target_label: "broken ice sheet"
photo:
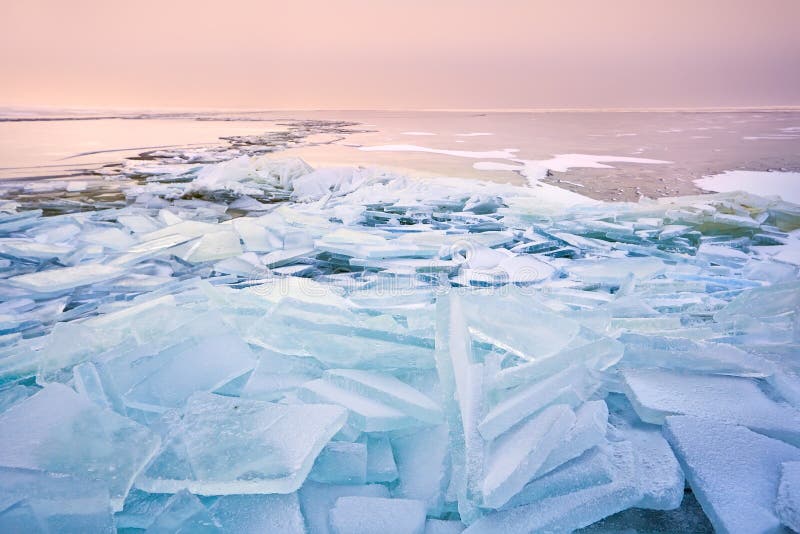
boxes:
[97,312,258,412]
[1,152,800,532]
[7,263,125,296]
[137,393,346,495]
[0,384,160,511]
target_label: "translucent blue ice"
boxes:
[0,155,799,530]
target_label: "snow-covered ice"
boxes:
[695,170,800,204]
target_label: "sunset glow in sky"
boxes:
[2,0,799,110]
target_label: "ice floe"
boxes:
[695,170,800,204]
[0,154,799,532]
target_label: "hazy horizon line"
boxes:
[3,104,800,116]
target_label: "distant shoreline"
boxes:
[3,106,800,123]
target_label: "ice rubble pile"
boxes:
[1,156,800,533]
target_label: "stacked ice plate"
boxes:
[0,156,799,533]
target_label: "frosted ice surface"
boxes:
[137,393,346,494]
[535,400,609,478]
[776,461,800,532]
[329,496,427,534]
[502,446,615,510]
[664,416,800,534]
[465,442,641,533]
[208,493,306,533]
[623,368,800,445]
[617,424,683,510]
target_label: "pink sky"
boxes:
[2,0,799,110]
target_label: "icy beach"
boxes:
[0,147,799,533]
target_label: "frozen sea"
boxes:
[2,108,800,203]
[1,108,800,533]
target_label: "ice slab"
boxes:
[99,314,258,412]
[503,446,615,510]
[478,364,587,441]
[434,291,485,523]
[115,489,172,530]
[664,416,800,534]
[482,403,576,509]
[460,291,581,361]
[617,333,773,377]
[329,496,427,534]
[0,467,114,533]
[568,257,665,286]
[8,264,125,295]
[145,489,221,533]
[0,384,38,414]
[623,368,800,446]
[208,493,306,534]
[391,425,450,514]
[137,393,346,495]
[323,369,443,425]
[620,426,683,510]
[183,229,243,263]
[299,482,390,534]
[536,400,609,478]
[0,384,159,511]
[309,441,368,485]
[241,350,323,402]
[299,378,424,432]
[465,442,641,533]
[365,435,399,483]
